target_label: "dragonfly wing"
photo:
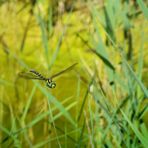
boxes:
[18,72,45,80]
[49,63,78,79]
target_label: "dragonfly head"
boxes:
[46,79,56,88]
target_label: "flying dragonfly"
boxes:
[18,63,78,88]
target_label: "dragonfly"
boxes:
[18,63,77,88]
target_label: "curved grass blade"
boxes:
[90,49,115,71]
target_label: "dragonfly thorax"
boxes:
[46,79,56,88]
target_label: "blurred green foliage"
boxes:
[0,0,148,147]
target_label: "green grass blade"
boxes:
[123,58,148,98]
[121,110,148,148]
[35,13,49,67]
[21,85,37,121]
[36,83,76,126]
[137,0,148,19]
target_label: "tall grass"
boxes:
[0,0,148,147]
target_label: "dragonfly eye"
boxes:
[46,81,56,88]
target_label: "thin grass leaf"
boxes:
[103,1,116,43]
[88,3,116,87]
[121,110,148,148]
[32,83,76,126]
[2,96,76,142]
[141,124,148,140]
[33,128,81,148]
[90,49,115,71]
[20,15,32,52]
[123,58,148,98]
[102,96,129,140]
[52,125,77,144]
[2,102,76,144]
[76,119,86,148]
[9,106,22,147]
[76,32,115,71]
[137,32,145,96]
[49,101,77,123]
[0,117,20,147]
[48,7,74,70]
[36,11,49,67]
[137,0,148,19]
[102,27,148,98]
[21,85,37,121]
[47,5,53,38]
[0,125,13,144]
[77,76,94,122]
[23,102,75,130]
[88,103,96,147]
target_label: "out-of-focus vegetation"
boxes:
[0,0,148,147]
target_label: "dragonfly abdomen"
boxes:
[30,70,47,80]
